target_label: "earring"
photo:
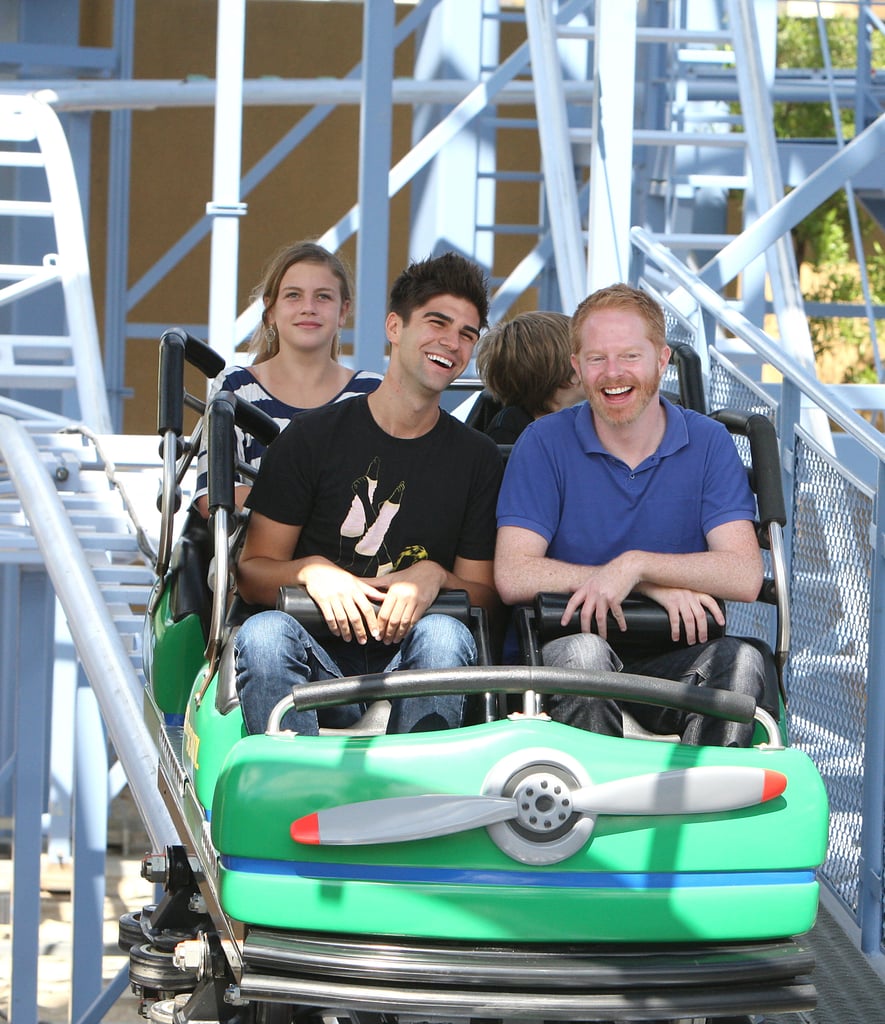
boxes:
[265,323,278,352]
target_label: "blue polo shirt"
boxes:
[496,399,756,562]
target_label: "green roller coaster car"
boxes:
[130,327,830,1024]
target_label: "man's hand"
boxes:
[637,582,726,645]
[301,561,386,644]
[362,561,447,645]
[561,554,638,639]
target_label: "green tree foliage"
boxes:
[775,15,885,379]
[775,15,860,146]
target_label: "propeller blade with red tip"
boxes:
[291,793,517,846]
[569,766,786,816]
[290,766,787,847]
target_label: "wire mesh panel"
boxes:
[661,363,680,398]
[631,230,885,961]
[704,354,779,645]
[788,430,873,916]
[661,307,700,402]
[703,351,876,927]
[709,351,778,420]
[663,310,695,349]
[726,553,776,647]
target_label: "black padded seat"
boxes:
[168,506,215,637]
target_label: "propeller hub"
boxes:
[511,772,575,835]
[483,748,596,865]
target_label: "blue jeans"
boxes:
[234,610,474,735]
[542,633,766,747]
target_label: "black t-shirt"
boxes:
[485,405,532,445]
[247,395,503,579]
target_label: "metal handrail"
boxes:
[0,415,179,850]
[630,225,885,462]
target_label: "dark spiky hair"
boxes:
[388,251,489,330]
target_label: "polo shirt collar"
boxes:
[573,397,690,462]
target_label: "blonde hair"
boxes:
[571,283,666,355]
[247,240,354,364]
[475,311,574,418]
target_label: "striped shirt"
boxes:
[193,364,382,502]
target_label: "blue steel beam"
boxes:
[70,676,110,1022]
[103,0,135,431]
[354,0,395,368]
[319,0,593,292]
[21,69,882,112]
[9,569,54,1024]
[409,0,487,268]
[587,0,637,291]
[698,112,885,293]
[729,0,816,370]
[206,0,247,366]
[0,42,115,76]
[135,2,441,347]
[525,0,586,311]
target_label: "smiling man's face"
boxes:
[386,295,481,395]
[571,308,670,428]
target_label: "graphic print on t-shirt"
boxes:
[339,457,427,575]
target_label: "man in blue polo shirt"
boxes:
[494,283,766,746]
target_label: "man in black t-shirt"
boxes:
[234,252,503,735]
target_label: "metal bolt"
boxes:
[188,893,207,914]
[141,853,167,883]
[224,985,246,1006]
[172,940,202,971]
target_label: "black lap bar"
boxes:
[206,392,237,515]
[532,592,725,650]
[157,330,186,437]
[179,327,226,379]
[277,586,472,638]
[710,409,786,533]
[232,393,280,448]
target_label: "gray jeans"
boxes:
[542,633,766,747]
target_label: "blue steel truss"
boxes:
[2,1,885,1021]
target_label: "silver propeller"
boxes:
[290,765,786,847]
